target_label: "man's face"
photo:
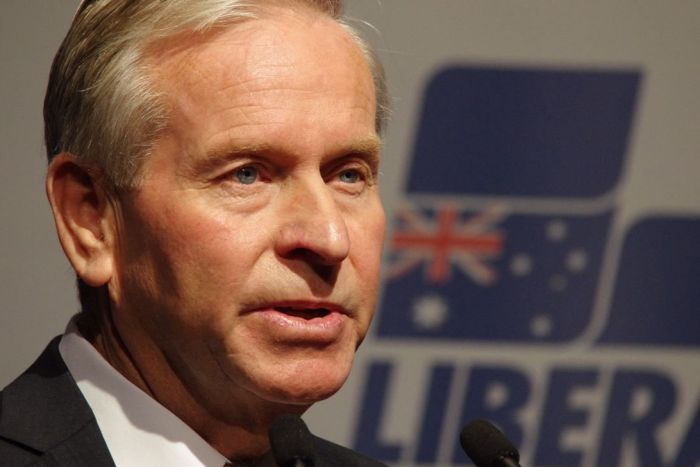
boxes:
[109,7,384,418]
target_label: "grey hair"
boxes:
[44,0,389,190]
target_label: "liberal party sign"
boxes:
[351,67,699,466]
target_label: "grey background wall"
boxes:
[1,1,79,380]
[2,2,699,466]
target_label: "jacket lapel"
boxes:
[0,337,114,466]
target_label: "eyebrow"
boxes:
[194,135,383,175]
[337,136,383,170]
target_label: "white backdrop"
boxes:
[2,2,699,466]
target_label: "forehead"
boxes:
[147,6,373,112]
[142,4,377,165]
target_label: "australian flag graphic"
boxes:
[378,66,700,346]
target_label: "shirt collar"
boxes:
[59,318,231,467]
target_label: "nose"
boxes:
[274,176,350,273]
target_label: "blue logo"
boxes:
[375,65,696,348]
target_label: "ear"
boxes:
[46,153,116,287]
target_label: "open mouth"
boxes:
[273,306,331,320]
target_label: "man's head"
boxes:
[45,0,386,457]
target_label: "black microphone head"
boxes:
[459,419,520,467]
[269,414,317,467]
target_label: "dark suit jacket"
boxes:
[0,338,386,466]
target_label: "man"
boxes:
[0,0,389,465]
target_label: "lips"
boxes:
[247,301,349,342]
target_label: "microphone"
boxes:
[459,419,522,467]
[269,414,317,467]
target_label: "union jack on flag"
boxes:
[385,204,507,285]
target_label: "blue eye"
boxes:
[339,169,360,184]
[235,166,258,184]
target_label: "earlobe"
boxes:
[46,153,115,287]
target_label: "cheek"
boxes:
[152,197,258,266]
[353,202,386,268]
[118,198,263,313]
[349,202,386,319]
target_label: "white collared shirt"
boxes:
[59,321,231,467]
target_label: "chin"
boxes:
[251,354,354,406]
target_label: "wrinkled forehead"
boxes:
[145,6,372,105]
